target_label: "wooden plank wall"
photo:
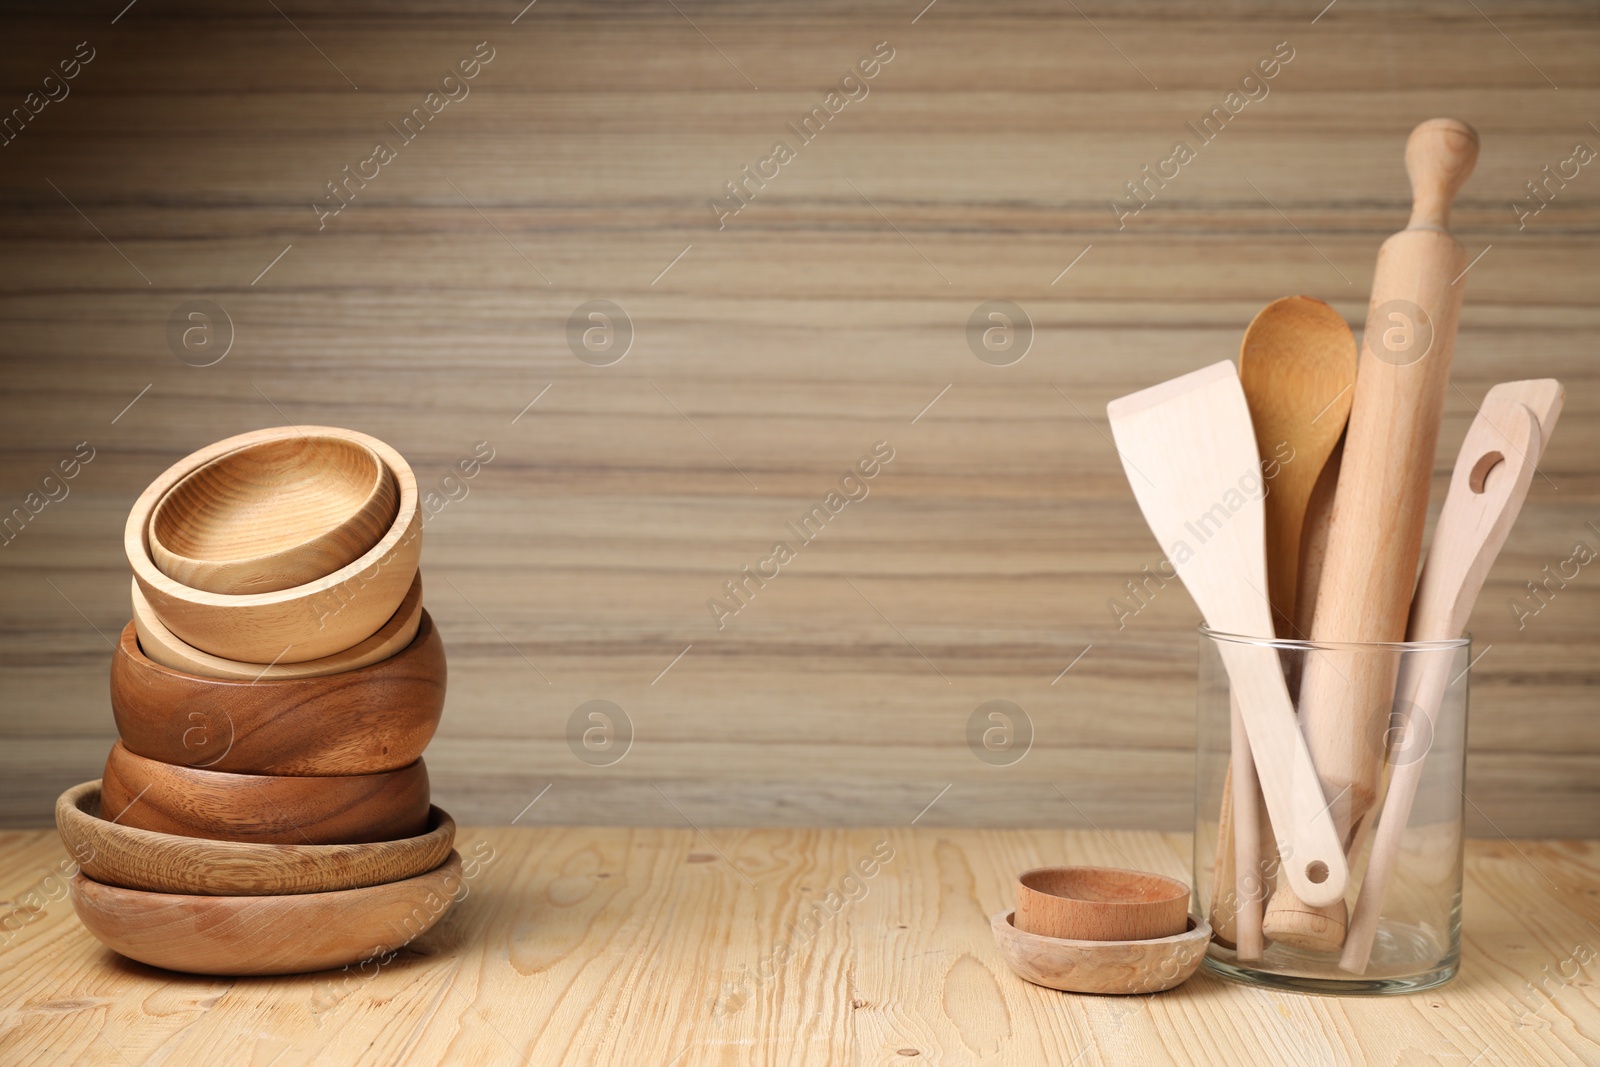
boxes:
[0,1,1594,834]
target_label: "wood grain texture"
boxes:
[128,426,423,663]
[57,782,456,896]
[0,826,1597,1064]
[0,2,1595,833]
[149,434,398,595]
[112,609,445,776]
[100,742,430,845]
[68,850,464,977]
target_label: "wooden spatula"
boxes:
[1108,361,1347,908]
[1340,380,1563,972]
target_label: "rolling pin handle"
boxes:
[1405,119,1480,232]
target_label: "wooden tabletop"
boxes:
[2,827,1596,1065]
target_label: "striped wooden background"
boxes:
[0,0,1594,834]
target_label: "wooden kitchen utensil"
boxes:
[992,911,1211,995]
[130,569,423,681]
[1107,360,1346,907]
[126,426,421,663]
[1341,381,1562,972]
[70,850,463,975]
[112,608,444,776]
[1238,296,1358,635]
[149,433,398,595]
[1213,296,1359,956]
[1294,118,1479,843]
[58,781,456,896]
[100,742,430,845]
[1016,866,1189,942]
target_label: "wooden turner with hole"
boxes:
[1340,380,1562,972]
[1108,361,1347,908]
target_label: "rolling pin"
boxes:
[1262,119,1479,949]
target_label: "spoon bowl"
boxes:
[1238,295,1358,631]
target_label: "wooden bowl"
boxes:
[1016,866,1190,942]
[70,850,464,975]
[991,910,1211,995]
[130,568,423,681]
[100,742,430,845]
[58,781,456,895]
[112,608,444,776]
[149,434,398,595]
[126,426,421,663]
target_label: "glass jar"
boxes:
[1194,626,1470,994]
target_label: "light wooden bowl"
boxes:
[58,781,456,896]
[130,569,423,681]
[126,426,421,663]
[70,850,464,975]
[100,742,430,845]
[1016,866,1190,942]
[112,608,444,776]
[991,911,1211,995]
[149,434,398,595]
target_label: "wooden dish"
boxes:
[70,850,464,975]
[57,781,455,896]
[112,608,444,776]
[1016,866,1190,942]
[130,569,424,681]
[100,742,430,845]
[991,911,1211,995]
[126,426,421,663]
[149,434,398,595]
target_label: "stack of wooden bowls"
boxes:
[56,426,462,976]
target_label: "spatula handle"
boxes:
[1217,640,1347,907]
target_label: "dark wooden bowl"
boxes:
[100,741,430,845]
[58,781,456,895]
[111,609,445,775]
[71,851,464,976]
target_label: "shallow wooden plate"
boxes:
[58,781,455,895]
[70,850,464,975]
[991,910,1210,994]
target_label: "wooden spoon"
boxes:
[1224,297,1358,954]
[1341,380,1562,972]
[1107,361,1347,908]
[1238,296,1358,635]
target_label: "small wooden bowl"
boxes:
[1016,866,1190,942]
[149,434,399,595]
[70,850,464,975]
[991,910,1211,995]
[127,426,421,663]
[101,742,430,845]
[130,569,424,681]
[112,608,444,776]
[58,781,456,895]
